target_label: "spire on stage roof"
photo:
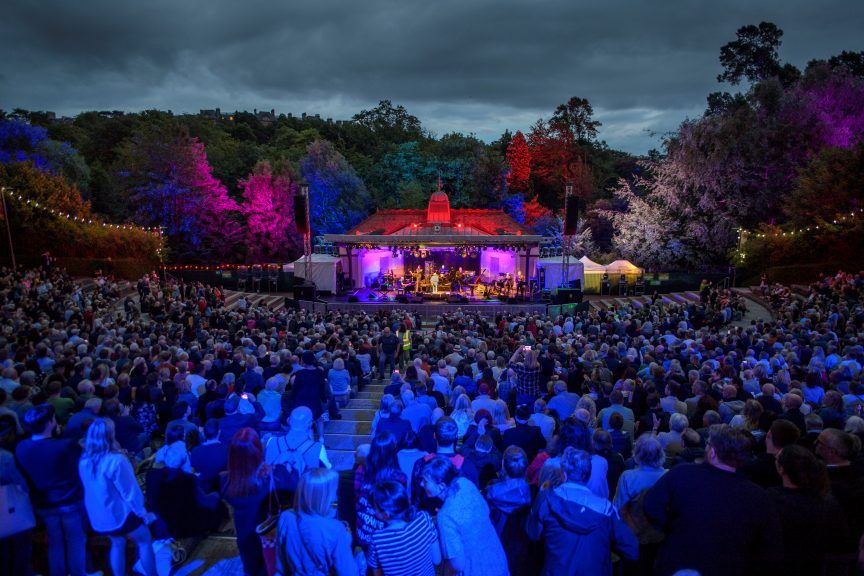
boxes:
[428,178,451,224]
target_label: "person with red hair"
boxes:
[221,428,271,576]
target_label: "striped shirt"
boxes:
[367,511,438,576]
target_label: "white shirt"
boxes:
[79,453,147,532]
[187,374,208,397]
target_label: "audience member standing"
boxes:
[221,428,271,576]
[275,468,355,576]
[527,447,638,576]
[15,405,88,576]
[644,425,781,576]
[78,418,157,576]
[420,456,509,576]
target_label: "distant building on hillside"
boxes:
[200,108,223,121]
[254,109,276,125]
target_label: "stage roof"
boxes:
[322,233,543,246]
[330,189,535,242]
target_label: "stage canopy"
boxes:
[292,254,341,293]
[605,259,643,275]
[536,258,584,290]
[579,256,606,272]
[578,256,606,293]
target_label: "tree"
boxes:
[550,216,597,258]
[505,131,531,195]
[300,140,370,235]
[827,51,864,78]
[239,161,301,262]
[786,143,864,228]
[717,22,785,85]
[0,119,90,190]
[527,97,598,210]
[119,124,241,261]
[550,97,601,144]
[0,162,159,263]
[603,176,695,269]
[352,100,423,144]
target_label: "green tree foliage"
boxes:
[718,22,786,85]
[0,162,159,263]
[787,143,864,228]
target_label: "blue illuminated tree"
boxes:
[299,140,370,235]
[0,119,90,189]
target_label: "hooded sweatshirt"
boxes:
[527,483,638,576]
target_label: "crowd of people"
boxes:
[0,264,862,576]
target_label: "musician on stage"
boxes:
[413,266,423,294]
[430,271,440,294]
[517,271,527,298]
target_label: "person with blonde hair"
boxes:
[450,393,474,439]
[275,468,355,575]
[79,417,157,576]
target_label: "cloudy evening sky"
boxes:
[1,0,862,154]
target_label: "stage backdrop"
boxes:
[403,248,480,278]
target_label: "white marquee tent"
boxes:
[536,258,584,289]
[291,254,342,293]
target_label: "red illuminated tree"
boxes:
[505,131,531,194]
[522,194,553,230]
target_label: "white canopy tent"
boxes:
[536,258,584,289]
[291,254,341,293]
[578,256,606,272]
[579,256,607,293]
[605,259,642,275]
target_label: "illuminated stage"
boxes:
[319,185,546,300]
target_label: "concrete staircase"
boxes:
[223,290,288,312]
[588,291,702,311]
[324,382,386,471]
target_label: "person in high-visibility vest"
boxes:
[398,323,412,370]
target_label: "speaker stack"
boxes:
[554,288,583,304]
[294,194,309,234]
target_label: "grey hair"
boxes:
[633,434,665,468]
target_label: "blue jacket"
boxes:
[527,483,638,576]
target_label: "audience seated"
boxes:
[1,265,862,575]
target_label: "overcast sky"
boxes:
[1,0,861,154]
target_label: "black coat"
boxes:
[502,423,547,461]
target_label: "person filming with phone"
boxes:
[509,345,543,409]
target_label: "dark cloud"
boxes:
[1,0,861,153]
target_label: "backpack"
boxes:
[267,436,317,493]
[619,488,665,546]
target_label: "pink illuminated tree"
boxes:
[239,161,301,262]
[120,125,241,261]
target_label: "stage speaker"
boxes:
[284,297,300,310]
[348,296,359,303]
[537,267,546,288]
[396,294,409,304]
[447,294,468,304]
[555,288,583,304]
[293,282,317,301]
[564,197,579,235]
[568,279,582,290]
[294,194,309,234]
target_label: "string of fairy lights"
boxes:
[736,206,864,262]
[1,186,163,236]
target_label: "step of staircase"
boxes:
[325,420,373,435]
[324,433,371,451]
[343,399,381,410]
[334,408,377,421]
